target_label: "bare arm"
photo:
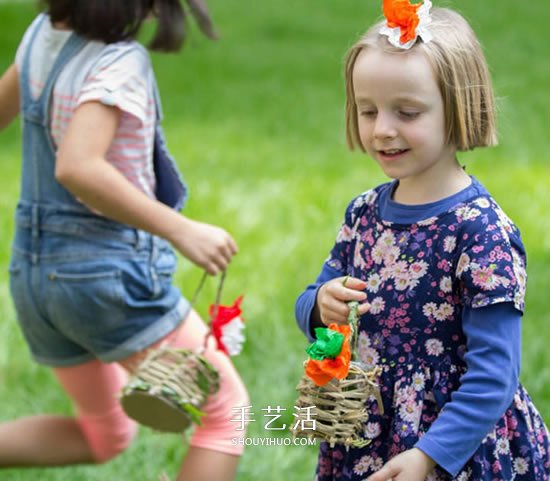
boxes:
[56,101,237,274]
[0,64,20,131]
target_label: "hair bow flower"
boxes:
[380,0,432,49]
[209,296,245,356]
[305,323,352,386]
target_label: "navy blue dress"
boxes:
[296,179,549,480]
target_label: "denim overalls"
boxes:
[10,17,189,367]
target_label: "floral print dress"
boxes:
[314,182,549,481]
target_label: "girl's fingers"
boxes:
[227,236,238,255]
[367,463,399,481]
[322,309,348,325]
[321,312,348,326]
[322,296,351,317]
[219,234,237,265]
[319,297,350,323]
[323,301,370,324]
[333,283,367,302]
[358,302,371,315]
[214,259,227,274]
[342,276,367,290]
[318,276,369,325]
[220,244,234,265]
[329,276,367,301]
[206,261,221,276]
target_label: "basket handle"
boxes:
[347,300,360,362]
[341,275,362,361]
[188,270,227,353]
[189,270,226,313]
[123,271,227,373]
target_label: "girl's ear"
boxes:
[184,0,219,40]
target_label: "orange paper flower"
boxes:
[383,0,421,44]
[305,323,352,386]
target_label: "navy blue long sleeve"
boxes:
[295,263,342,342]
[415,302,521,476]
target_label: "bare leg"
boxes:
[176,446,239,481]
[0,416,94,466]
[0,360,133,467]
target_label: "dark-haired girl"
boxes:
[0,2,248,479]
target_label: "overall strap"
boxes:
[19,14,47,109]
[18,16,88,209]
[150,70,188,210]
[20,14,88,118]
[151,73,163,122]
[38,33,87,123]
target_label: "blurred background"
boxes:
[0,0,548,479]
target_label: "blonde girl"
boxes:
[296,2,550,480]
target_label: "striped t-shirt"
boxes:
[16,14,157,197]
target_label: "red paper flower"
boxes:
[209,295,245,356]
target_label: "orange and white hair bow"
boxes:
[379,0,432,49]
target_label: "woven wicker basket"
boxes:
[290,301,382,448]
[120,346,220,433]
[291,361,380,448]
[120,272,233,433]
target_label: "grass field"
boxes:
[0,0,548,479]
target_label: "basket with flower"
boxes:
[120,271,245,433]
[290,300,382,448]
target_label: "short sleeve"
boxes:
[78,44,152,124]
[455,200,527,312]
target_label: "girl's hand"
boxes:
[171,218,238,275]
[367,448,436,481]
[316,276,369,326]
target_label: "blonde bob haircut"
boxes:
[345,8,497,152]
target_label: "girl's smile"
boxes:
[376,147,411,163]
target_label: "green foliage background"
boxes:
[0,0,548,479]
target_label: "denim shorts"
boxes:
[9,208,189,367]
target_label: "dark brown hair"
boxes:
[40,0,186,52]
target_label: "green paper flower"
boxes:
[306,327,345,360]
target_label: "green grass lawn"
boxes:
[0,0,549,479]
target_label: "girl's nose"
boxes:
[373,112,397,140]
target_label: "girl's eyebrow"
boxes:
[392,95,428,104]
[355,97,374,104]
[355,95,429,107]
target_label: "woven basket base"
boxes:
[290,363,381,448]
[120,391,192,433]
